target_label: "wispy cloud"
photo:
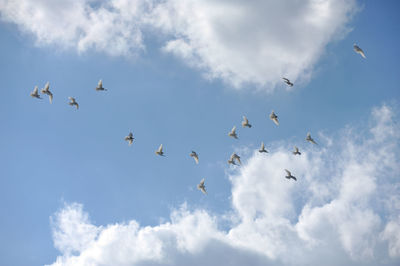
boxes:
[48,104,400,266]
[0,0,357,90]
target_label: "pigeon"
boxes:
[68,97,79,109]
[231,153,242,165]
[124,132,134,145]
[41,82,53,103]
[353,44,366,59]
[228,126,238,139]
[282,77,293,87]
[259,142,268,153]
[95,79,107,91]
[227,156,237,165]
[190,151,199,164]
[197,178,207,195]
[306,133,317,145]
[242,116,252,128]
[30,86,41,99]
[155,144,164,156]
[292,146,301,155]
[270,111,279,126]
[285,169,297,181]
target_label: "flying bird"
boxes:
[41,82,53,103]
[270,111,279,126]
[95,79,107,91]
[292,146,301,155]
[190,151,199,164]
[285,169,297,181]
[197,178,207,195]
[242,116,252,128]
[282,77,293,87]
[306,133,317,145]
[155,144,164,156]
[68,97,79,109]
[30,86,41,99]
[259,142,268,153]
[124,132,134,145]
[231,153,242,165]
[227,156,237,165]
[228,126,238,139]
[353,43,366,59]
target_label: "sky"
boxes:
[0,0,399,265]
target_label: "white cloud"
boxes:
[47,104,400,266]
[0,0,357,90]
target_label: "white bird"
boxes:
[306,133,317,145]
[259,142,268,153]
[197,178,207,195]
[270,111,279,125]
[242,116,252,128]
[353,43,366,58]
[282,77,294,87]
[30,86,41,99]
[190,151,199,164]
[231,153,242,165]
[228,126,238,139]
[95,79,107,91]
[68,97,79,109]
[41,82,53,103]
[285,169,297,181]
[292,146,301,155]
[124,132,134,145]
[155,144,164,156]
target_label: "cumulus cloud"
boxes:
[48,104,400,266]
[0,0,357,90]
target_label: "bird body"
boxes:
[125,132,134,145]
[285,169,297,181]
[155,144,164,156]
[41,82,53,103]
[228,126,238,139]
[306,133,317,145]
[190,151,199,164]
[270,111,279,125]
[353,44,366,58]
[68,97,79,109]
[197,178,207,195]
[282,77,293,87]
[242,116,252,128]
[259,142,268,153]
[95,79,107,91]
[30,86,41,99]
[292,146,301,155]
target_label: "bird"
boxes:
[30,86,41,99]
[190,151,199,164]
[41,82,53,103]
[285,169,297,181]
[242,116,252,128]
[353,43,366,59]
[155,144,164,156]
[231,153,242,165]
[228,126,238,139]
[282,77,293,87]
[292,146,301,155]
[124,132,134,145]
[95,79,107,91]
[259,142,268,153]
[227,155,237,165]
[270,111,279,125]
[68,97,79,109]
[197,178,207,195]
[306,133,317,145]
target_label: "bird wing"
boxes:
[282,78,289,82]
[76,103,79,109]
[68,97,74,101]
[158,144,163,153]
[359,50,366,58]
[231,126,236,133]
[272,118,279,125]
[285,169,291,176]
[261,142,265,150]
[98,79,102,87]
[49,94,53,104]
[193,155,199,164]
[44,82,49,91]
[33,86,38,94]
[294,146,299,152]
[199,178,205,186]
[243,116,248,123]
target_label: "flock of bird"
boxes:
[29,44,367,195]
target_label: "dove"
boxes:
[270,111,279,126]
[30,86,41,99]
[282,77,293,87]
[292,146,301,155]
[197,178,207,195]
[285,169,297,181]
[155,144,164,156]
[227,156,237,165]
[228,126,238,139]
[306,133,317,145]
[95,79,107,91]
[68,97,79,109]
[231,153,242,165]
[242,116,252,128]
[190,151,199,164]
[124,132,134,145]
[259,142,268,153]
[41,82,53,103]
[353,43,366,59]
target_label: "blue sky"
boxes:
[0,1,399,265]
